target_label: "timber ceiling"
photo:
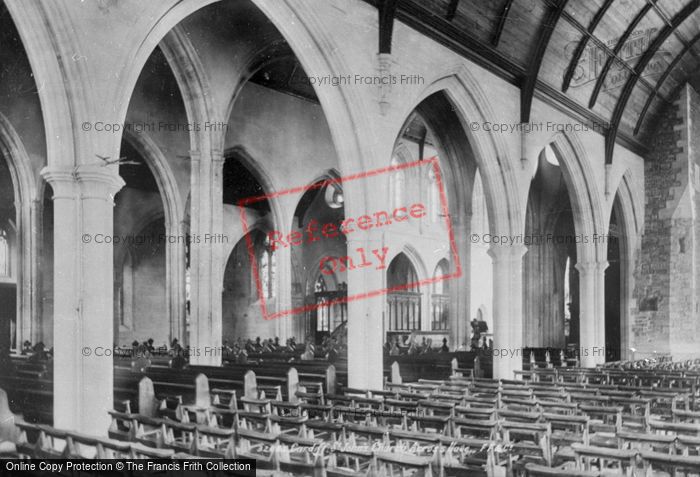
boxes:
[366,0,700,163]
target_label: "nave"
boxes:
[1,0,700,475]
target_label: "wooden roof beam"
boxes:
[589,3,653,108]
[606,0,700,164]
[445,0,460,22]
[557,5,668,103]
[379,0,400,54]
[561,0,615,92]
[646,0,700,61]
[634,31,700,135]
[521,0,569,123]
[492,0,515,46]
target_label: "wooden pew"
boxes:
[188,364,295,399]
[385,352,482,384]
[0,374,53,424]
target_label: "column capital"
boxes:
[211,149,225,162]
[41,165,124,202]
[188,150,201,163]
[487,243,527,263]
[575,260,609,274]
[187,149,225,163]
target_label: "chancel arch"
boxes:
[389,90,501,366]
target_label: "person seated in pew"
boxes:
[389,338,400,356]
[407,336,419,356]
[470,318,481,350]
[236,347,248,364]
[170,354,187,370]
[28,342,49,362]
[136,342,151,358]
[383,337,393,354]
[245,339,256,354]
[440,338,449,353]
[326,339,339,362]
[21,340,32,355]
[170,338,183,355]
[301,345,314,361]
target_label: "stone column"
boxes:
[450,219,470,349]
[596,260,609,361]
[576,260,607,367]
[274,241,293,341]
[42,166,124,434]
[166,217,187,345]
[188,150,225,365]
[489,243,526,380]
[421,288,431,332]
[346,235,384,390]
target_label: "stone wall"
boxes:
[634,84,699,359]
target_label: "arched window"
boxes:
[260,235,277,299]
[0,229,8,277]
[390,156,405,210]
[431,260,449,330]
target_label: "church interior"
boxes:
[1,0,700,475]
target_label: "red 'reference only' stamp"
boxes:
[238,157,461,320]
